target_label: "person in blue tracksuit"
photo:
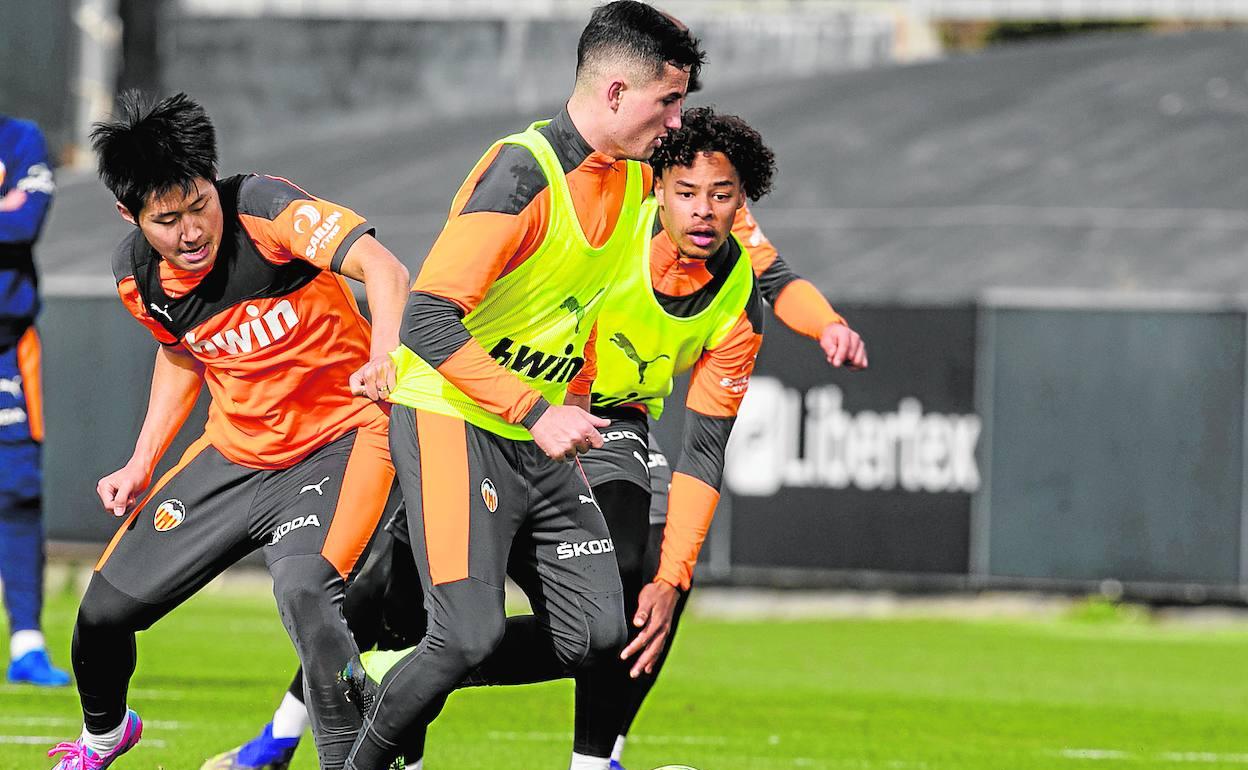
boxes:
[0,114,68,686]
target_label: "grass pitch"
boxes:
[4,583,1248,769]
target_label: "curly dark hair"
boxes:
[91,91,218,216]
[650,106,775,201]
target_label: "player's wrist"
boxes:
[520,396,552,430]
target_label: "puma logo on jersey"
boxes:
[609,332,669,384]
[184,299,300,358]
[300,476,330,496]
[556,538,614,560]
[269,514,322,545]
[150,302,173,322]
[560,288,604,334]
[488,337,585,384]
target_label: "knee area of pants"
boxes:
[439,618,505,670]
[76,580,150,632]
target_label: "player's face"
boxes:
[121,178,223,272]
[655,151,744,260]
[611,63,689,160]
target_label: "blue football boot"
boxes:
[7,649,70,687]
[200,722,299,770]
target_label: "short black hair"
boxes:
[91,91,218,217]
[576,1,705,86]
[651,106,776,201]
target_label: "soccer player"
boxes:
[0,114,69,687]
[340,4,703,768]
[46,92,409,770]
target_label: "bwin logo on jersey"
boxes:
[269,514,321,546]
[184,300,300,357]
[487,337,584,384]
[556,538,614,560]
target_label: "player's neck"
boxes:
[565,96,621,162]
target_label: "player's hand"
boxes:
[820,322,868,369]
[349,353,397,401]
[529,405,608,462]
[96,464,150,518]
[621,580,679,678]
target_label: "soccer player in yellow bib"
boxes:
[339,4,704,769]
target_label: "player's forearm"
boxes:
[772,278,845,340]
[361,259,409,360]
[0,190,50,242]
[128,346,202,476]
[402,291,547,425]
[337,235,410,358]
[653,410,736,589]
[654,472,721,590]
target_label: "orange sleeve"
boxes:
[412,144,550,313]
[239,195,370,272]
[566,322,597,397]
[734,203,779,277]
[117,276,179,345]
[685,312,763,418]
[408,146,554,418]
[773,279,845,340]
[433,343,544,425]
[655,472,720,589]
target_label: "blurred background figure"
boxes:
[0,113,67,687]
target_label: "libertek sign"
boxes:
[723,305,980,575]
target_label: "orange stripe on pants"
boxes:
[416,411,470,585]
[322,414,395,578]
[16,327,43,443]
[95,436,212,571]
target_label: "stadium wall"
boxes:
[154,7,898,149]
[37,290,1248,603]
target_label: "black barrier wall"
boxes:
[40,294,208,543]
[724,305,979,576]
[975,297,1246,588]
[34,290,1248,599]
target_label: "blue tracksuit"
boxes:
[0,116,54,634]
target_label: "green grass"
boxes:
[5,586,1248,769]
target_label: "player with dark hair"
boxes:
[594,106,867,770]
[335,2,701,768]
[46,91,409,770]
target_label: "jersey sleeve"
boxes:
[733,204,845,339]
[0,121,54,243]
[401,143,555,425]
[654,306,764,590]
[236,175,372,273]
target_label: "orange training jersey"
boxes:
[112,174,385,469]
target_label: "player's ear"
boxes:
[116,201,138,227]
[607,80,625,112]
